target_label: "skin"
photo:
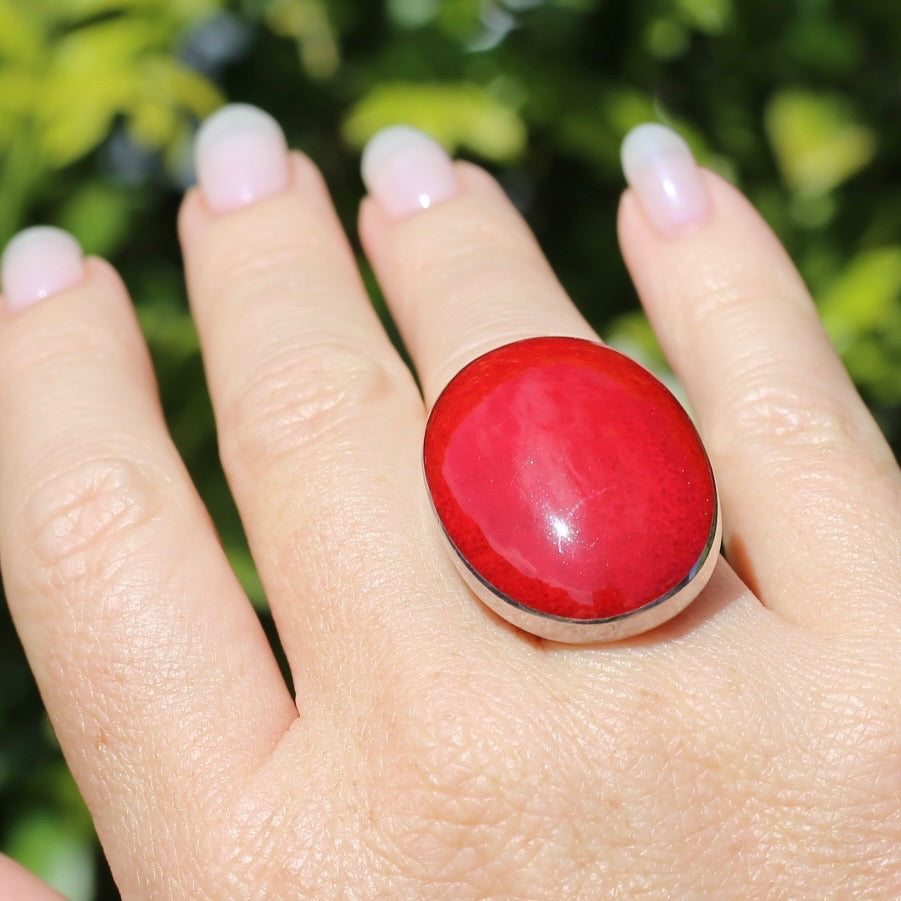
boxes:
[0,152,899,899]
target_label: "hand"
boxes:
[1,108,898,899]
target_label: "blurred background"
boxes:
[0,0,899,896]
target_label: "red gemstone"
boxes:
[423,337,717,623]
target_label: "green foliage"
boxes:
[4,760,96,901]
[820,247,901,407]
[263,0,340,79]
[766,89,875,196]
[0,0,223,239]
[343,82,527,160]
[1,0,899,896]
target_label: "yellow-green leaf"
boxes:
[264,0,340,80]
[127,58,222,147]
[138,304,200,359]
[0,0,43,61]
[58,181,134,257]
[819,246,901,404]
[37,67,135,166]
[820,246,901,347]
[0,70,39,124]
[51,16,163,69]
[343,82,526,162]
[675,0,732,35]
[765,89,875,195]
[53,0,222,28]
[4,804,94,901]
[140,56,224,117]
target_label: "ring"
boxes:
[423,337,721,643]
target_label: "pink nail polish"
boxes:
[194,104,290,214]
[621,124,710,236]
[1,227,85,312]
[361,126,460,220]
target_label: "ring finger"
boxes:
[359,127,596,404]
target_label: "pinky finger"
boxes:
[617,124,901,636]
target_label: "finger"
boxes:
[0,229,295,888]
[179,106,478,689]
[0,855,65,901]
[617,124,901,634]
[359,126,597,406]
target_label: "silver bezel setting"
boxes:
[429,487,722,644]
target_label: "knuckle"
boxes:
[679,268,750,334]
[220,341,400,477]
[709,374,863,458]
[22,456,163,595]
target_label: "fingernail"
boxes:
[194,104,290,214]
[361,126,459,220]
[1,227,85,312]
[621,123,710,236]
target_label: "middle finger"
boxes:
[178,107,475,689]
[359,127,750,644]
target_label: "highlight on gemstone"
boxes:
[423,337,718,635]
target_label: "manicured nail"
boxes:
[194,104,290,214]
[621,124,710,236]
[1,227,85,312]
[361,126,459,220]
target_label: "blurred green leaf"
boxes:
[600,88,660,137]
[387,0,439,29]
[138,305,201,361]
[644,17,690,60]
[58,182,135,258]
[227,546,268,611]
[52,0,223,27]
[39,85,126,167]
[765,89,876,196]
[264,0,340,79]
[675,0,732,35]
[435,0,481,39]
[820,247,901,342]
[0,3,223,173]
[0,71,39,134]
[3,757,95,901]
[785,13,861,75]
[6,814,94,901]
[820,247,901,404]
[605,310,667,371]
[343,82,527,161]
[0,1,43,62]
[605,311,688,407]
[129,58,223,147]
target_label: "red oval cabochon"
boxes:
[424,338,717,621]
